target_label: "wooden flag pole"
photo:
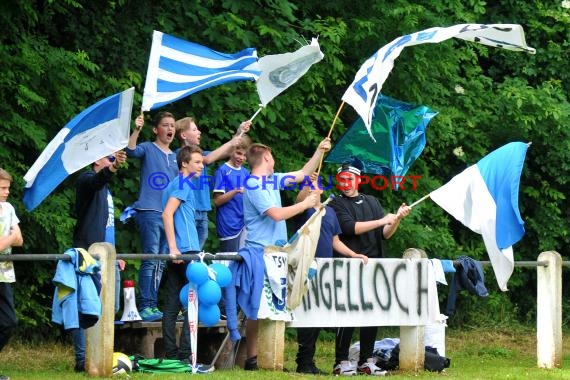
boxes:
[248,105,264,122]
[317,101,345,176]
[327,101,345,139]
[238,105,264,138]
[409,193,431,208]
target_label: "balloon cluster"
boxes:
[179,262,232,327]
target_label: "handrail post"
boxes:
[257,319,285,370]
[86,243,116,376]
[399,248,426,371]
[537,251,562,369]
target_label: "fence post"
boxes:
[537,250,562,369]
[86,242,116,376]
[257,319,285,370]
[399,248,426,371]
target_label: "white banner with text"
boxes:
[288,258,440,327]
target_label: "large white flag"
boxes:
[430,142,528,291]
[285,205,325,310]
[256,38,324,106]
[142,31,261,111]
[23,88,134,211]
[342,24,536,140]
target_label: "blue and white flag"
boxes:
[23,88,134,211]
[142,30,261,111]
[430,142,528,291]
[342,24,536,140]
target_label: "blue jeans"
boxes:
[135,210,167,310]
[194,210,209,250]
[0,283,17,352]
[71,328,85,365]
[73,262,121,367]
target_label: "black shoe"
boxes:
[74,362,85,372]
[296,363,326,374]
[244,356,258,371]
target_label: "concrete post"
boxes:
[537,251,562,369]
[399,248,426,371]
[257,319,285,370]
[86,242,116,376]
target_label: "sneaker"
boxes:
[194,363,215,373]
[139,307,162,321]
[244,356,258,371]
[357,359,387,376]
[333,360,356,376]
[152,307,164,317]
[0,375,10,380]
[297,363,327,374]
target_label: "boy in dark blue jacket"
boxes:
[72,151,126,372]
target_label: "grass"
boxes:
[1,326,570,379]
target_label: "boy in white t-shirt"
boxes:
[0,168,24,380]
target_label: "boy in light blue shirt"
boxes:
[236,138,331,370]
[127,112,178,321]
[161,145,203,361]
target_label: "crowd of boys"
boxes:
[0,110,411,378]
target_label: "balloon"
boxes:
[198,303,220,327]
[198,279,222,305]
[186,262,209,285]
[179,283,189,308]
[209,263,232,287]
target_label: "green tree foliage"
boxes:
[1,0,568,337]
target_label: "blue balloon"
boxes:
[199,303,220,327]
[186,262,209,285]
[209,263,232,287]
[198,279,222,305]
[179,283,189,308]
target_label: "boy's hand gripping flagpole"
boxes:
[286,195,334,247]
[238,105,264,138]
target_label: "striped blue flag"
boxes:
[23,88,134,211]
[142,31,261,111]
[430,142,528,291]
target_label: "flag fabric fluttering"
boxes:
[342,24,536,140]
[142,30,261,111]
[325,94,437,180]
[429,142,529,291]
[284,197,331,310]
[256,38,324,107]
[23,87,135,211]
